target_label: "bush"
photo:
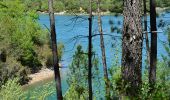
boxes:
[0,0,51,74]
[26,82,56,100]
[0,57,30,86]
[0,49,6,62]
[46,43,64,68]
[19,49,42,73]
[0,78,26,100]
[46,54,53,68]
[64,78,88,100]
[109,62,170,99]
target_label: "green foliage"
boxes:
[0,78,56,100]
[67,45,88,86]
[141,62,170,99]
[0,0,61,86]
[64,0,80,13]
[67,45,99,86]
[0,57,30,86]
[0,50,6,62]
[11,0,170,14]
[0,0,44,72]
[109,48,122,99]
[46,42,65,68]
[110,45,170,99]
[109,66,121,98]
[53,1,65,12]
[0,78,26,100]
[19,50,42,73]
[156,0,170,8]
[58,43,65,62]
[109,62,170,99]
[64,78,88,100]
[66,45,99,99]
[109,0,123,13]
[162,27,170,67]
[26,82,56,100]
[46,54,53,68]
[20,0,124,13]
[137,26,170,99]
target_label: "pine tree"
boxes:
[97,0,110,99]
[149,0,157,90]
[121,0,143,97]
[48,0,63,99]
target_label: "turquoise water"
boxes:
[27,12,170,99]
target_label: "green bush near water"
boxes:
[0,0,64,86]
[0,78,56,100]
[0,78,25,100]
[0,0,44,85]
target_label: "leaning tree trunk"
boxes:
[143,0,150,67]
[88,0,93,99]
[149,0,157,90]
[48,0,63,100]
[121,0,143,97]
[97,0,110,99]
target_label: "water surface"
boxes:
[26,12,170,99]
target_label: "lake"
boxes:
[26,12,170,99]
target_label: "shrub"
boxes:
[19,49,42,73]
[0,78,26,100]
[0,57,30,86]
[46,43,64,68]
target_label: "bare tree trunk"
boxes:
[143,0,150,67]
[121,0,143,97]
[97,0,110,99]
[88,0,93,99]
[149,0,157,90]
[48,0,63,100]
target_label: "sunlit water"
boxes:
[26,12,170,99]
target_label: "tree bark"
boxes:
[88,0,93,99]
[143,0,150,67]
[48,0,63,100]
[97,0,110,99]
[149,0,157,89]
[121,0,143,97]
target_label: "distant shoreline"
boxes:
[37,11,121,16]
[37,7,170,16]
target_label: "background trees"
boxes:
[20,0,170,14]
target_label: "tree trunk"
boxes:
[121,0,143,97]
[88,0,93,99]
[143,0,150,67]
[149,0,157,90]
[97,0,110,99]
[48,0,63,100]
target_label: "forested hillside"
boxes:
[0,0,64,86]
[21,0,170,13]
